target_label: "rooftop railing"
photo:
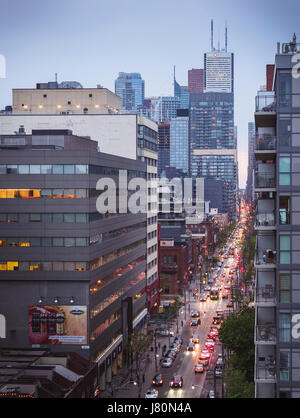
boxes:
[282,42,300,54]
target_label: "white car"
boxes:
[145,389,158,398]
[161,358,173,368]
[209,390,215,398]
[160,329,174,337]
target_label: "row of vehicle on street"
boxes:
[145,219,248,398]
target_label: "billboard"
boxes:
[29,305,87,345]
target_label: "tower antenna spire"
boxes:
[211,19,214,52]
[225,20,228,52]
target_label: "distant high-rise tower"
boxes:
[189,20,237,220]
[174,66,189,109]
[188,69,204,93]
[115,72,145,112]
[204,20,234,93]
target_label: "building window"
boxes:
[280,235,291,264]
[279,157,291,186]
[279,274,291,303]
[279,196,290,224]
[280,351,290,382]
[278,117,291,147]
[279,313,291,343]
[278,73,291,108]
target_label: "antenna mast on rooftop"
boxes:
[225,21,228,52]
[211,19,214,52]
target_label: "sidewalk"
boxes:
[101,280,197,398]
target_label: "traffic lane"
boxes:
[157,272,231,399]
[177,299,223,398]
[158,299,216,398]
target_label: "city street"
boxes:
[112,221,245,399]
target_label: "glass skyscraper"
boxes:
[174,74,189,109]
[115,72,145,112]
[189,92,237,220]
[170,112,189,174]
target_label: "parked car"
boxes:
[173,336,183,345]
[215,367,222,377]
[145,388,158,398]
[170,343,180,353]
[208,390,215,398]
[160,329,174,337]
[161,358,173,368]
[165,350,176,359]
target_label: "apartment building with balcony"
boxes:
[254,36,300,398]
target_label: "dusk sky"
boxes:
[0,0,299,187]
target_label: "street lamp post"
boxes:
[191,383,212,398]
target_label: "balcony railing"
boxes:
[255,96,276,112]
[256,286,276,304]
[256,324,276,343]
[256,250,276,265]
[256,365,276,381]
[255,135,276,151]
[279,210,290,225]
[255,172,276,189]
[255,212,275,227]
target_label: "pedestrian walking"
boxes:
[142,374,145,384]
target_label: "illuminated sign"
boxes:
[29,305,87,345]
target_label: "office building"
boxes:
[115,72,145,112]
[170,109,189,174]
[174,70,189,109]
[254,35,300,398]
[204,178,227,214]
[143,96,181,123]
[0,129,148,392]
[189,92,237,220]
[188,69,204,94]
[0,104,159,386]
[157,122,171,177]
[204,20,233,93]
[204,51,234,93]
[13,82,121,115]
